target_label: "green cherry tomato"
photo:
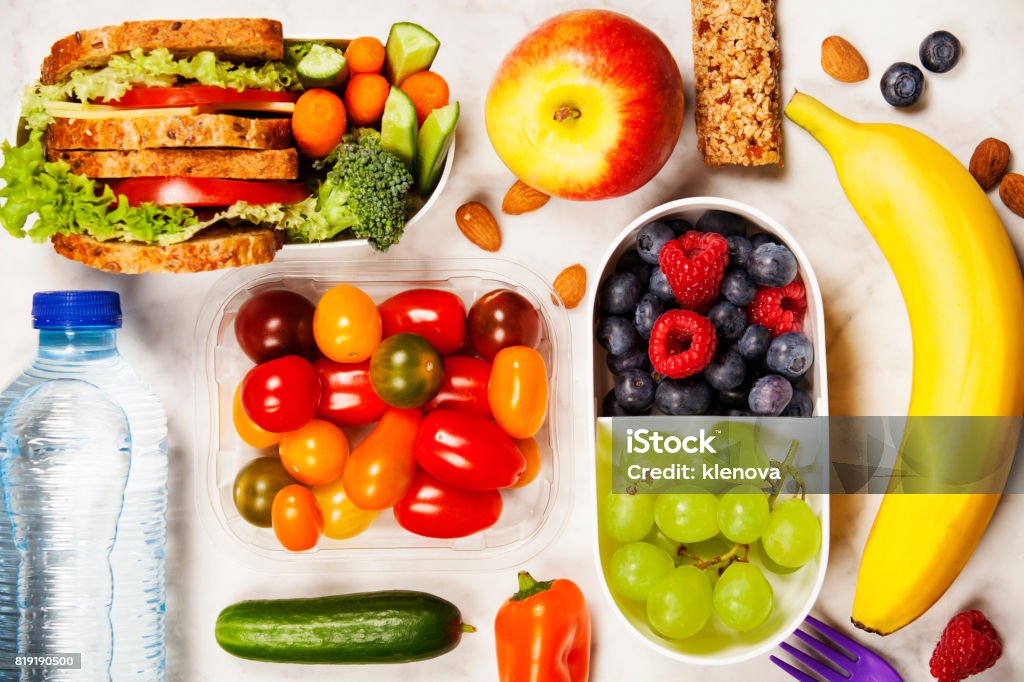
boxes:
[233,456,298,528]
[369,333,444,408]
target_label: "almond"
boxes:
[502,180,550,215]
[455,201,501,251]
[552,264,587,309]
[998,173,1024,218]
[969,138,1011,190]
[821,36,869,83]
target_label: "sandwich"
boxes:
[0,18,459,274]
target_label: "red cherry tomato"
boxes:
[240,356,321,433]
[423,356,492,416]
[313,358,388,427]
[467,289,542,361]
[488,346,549,439]
[343,408,422,511]
[393,470,503,538]
[414,410,525,490]
[234,290,316,364]
[271,484,323,552]
[378,289,467,356]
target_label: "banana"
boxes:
[785,92,1024,635]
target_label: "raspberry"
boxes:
[748,281,807,336]
[658,231,729,312]
[647,309,717,379]
[930,610,1002,682]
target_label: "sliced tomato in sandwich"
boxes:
[102,86,299,109]
[107,177,309,207]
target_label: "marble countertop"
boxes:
[1,0,1022,680]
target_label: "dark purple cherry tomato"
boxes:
[467,289,542,362]
[234,290,316,363]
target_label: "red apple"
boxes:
[485,9,684,201]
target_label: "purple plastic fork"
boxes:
[770,615,903,681]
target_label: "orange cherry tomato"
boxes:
[343,407,422,510]
[509,437,542,489]
[232,385,281,449]
[312,476,378,539]
[487,346,549,439]
[279,418,349,486]
[271,484,323,552]
[313,284,382,363]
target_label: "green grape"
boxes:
[752,540,799,575]
[599,492,655,543]
[654,486,719,543]
[646,565,713,640]
[717,484,771,544]
[761,498,821,568]
[644,528,683,563]
[608,542,675,601]
[713,562,773,632]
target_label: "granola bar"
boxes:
[691,0,782,166]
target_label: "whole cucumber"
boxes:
[215,591,473,664]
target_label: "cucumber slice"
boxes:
[384,22,440,86]
[415,101,458,196]
[297,44,349,89]
[380,87,417,172]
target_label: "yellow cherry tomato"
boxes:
[312,476,378,539]
[279,418,349,486]
[509,437,542,489]
[487,346,549,439]
[313,284,382,363]
[232,385,282,449]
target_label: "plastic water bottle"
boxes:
[0,292,168,681]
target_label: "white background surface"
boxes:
[1,0,1023,680]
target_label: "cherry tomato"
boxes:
[369,333,443,408]
[311,476,378,539]
[314,358,388,427]
[313,284,382,363]
[393,470,503,539]
[232,456,297,527]
[271,484,323,552]
[234,290,316,364]
[423,356,492,416]
[467,289,542,361]
[343,408,422,510]
[232,385,281,449]
[509,437,542,489]
[378,289,467,356]
[488,346,549,439]
[240,356,321,433]
[415,410,525,490]
[278,418,349,486]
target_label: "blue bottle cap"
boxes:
[32,291,123,329]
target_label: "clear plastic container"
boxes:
[587,198,830,665]
[194,258,572,571]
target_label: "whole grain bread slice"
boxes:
[49,148,299,180]
[51,226,284,274]
[44,114,293,151]
[42,18,284,85]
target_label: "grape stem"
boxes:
[680,542,749,571]
[768,440,803,508]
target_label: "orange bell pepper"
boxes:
[495,571,591,682]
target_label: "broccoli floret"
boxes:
[313,128,414,251]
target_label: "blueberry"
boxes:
[615,250,651,284]
[602,389,630,417]
[655,377,712,415]
[747,243,798,287]
[766,332,814,380]
[726,235,753,267]
[596,316,640,355]
[607,347,652,374]
[635,293,668,339]
[718,384,751,409]
[919,30,961,73]
[737,325,772,361]
[614,369,656,414]
[782,388,814,417]
[750,233,779,249]
[636,221,676,264]
[748,374,793,416]
[880,62,924,107]
[722,267,757,306]
[599,272,643,315]
[649,267,675,301]
[704,347,746,391]
[708,301,746,341]
[696,210,749,236]
[667,218,694,236]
